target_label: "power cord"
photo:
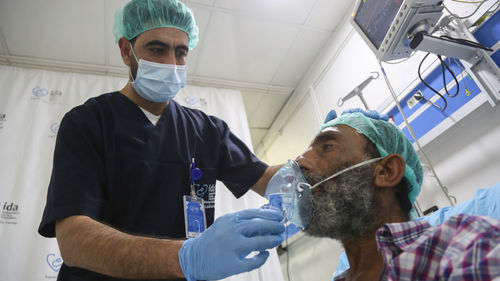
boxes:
[443,0,499,19]
[418,53,449,111]
[438,35,493,51]
[417,48,467,111]
[452,57,471,96]
[452,0,485,3]
[490,1,500,13]
[437,55,460,97]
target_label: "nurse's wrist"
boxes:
[169,239,187,279]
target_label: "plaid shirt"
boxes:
[334,214,500,281]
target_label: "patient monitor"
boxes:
[351,0,500,104]
[351,0,443,62]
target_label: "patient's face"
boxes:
[297,125,381,239]
[296,125,369,178]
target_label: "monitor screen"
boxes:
[354,0,404,49]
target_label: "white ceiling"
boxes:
[0,0,352,147]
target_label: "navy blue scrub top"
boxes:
[38,92,267,280]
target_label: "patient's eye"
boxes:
[322,143,334,151]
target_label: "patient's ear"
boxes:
[373,154,405,188]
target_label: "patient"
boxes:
[297,111,500,281]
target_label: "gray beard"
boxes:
[303,165,381,241]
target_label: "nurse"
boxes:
[38,1,284,281]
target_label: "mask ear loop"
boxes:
[310,157,384,190]
[128,42,139,82]
[296,182,311,197]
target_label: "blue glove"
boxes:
[324,110,338,123]
[178,208,285,281]
[341,108,389,121]
[324,108,389,123]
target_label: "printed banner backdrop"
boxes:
[0,65,284,281]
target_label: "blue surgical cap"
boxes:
[319,112,423,215]
[113,0,199,50]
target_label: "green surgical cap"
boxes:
[319,112,423,212]
[113,0,199,50]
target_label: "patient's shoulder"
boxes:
[379,214,500,280]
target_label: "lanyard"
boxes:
[189,157,203,197]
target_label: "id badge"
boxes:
[183,195,207,238]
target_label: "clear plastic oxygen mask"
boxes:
[264,157,383,229]
[264,160,312,229]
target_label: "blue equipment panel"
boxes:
[474,9,500,49]
[387,61,481,142]
[387,9,498,143]
[474,9,500,67]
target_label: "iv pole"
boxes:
[338,71,379,110]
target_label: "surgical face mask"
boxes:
[264,157,383,229]
[129,43,187,103]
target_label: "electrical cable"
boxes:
[490,0,500,12]
[439,35,493,51]
[452,57,470,95]
[437,55,460,97]
[443,0,498,19]
[452,0,485,4]
[379,60,456,206]
[465,1,500,31]
[418,53,448,111]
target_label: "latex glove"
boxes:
[324,108,389,123]
[324,110,338,123]
[178,208,285,281]
[341,108,389,121]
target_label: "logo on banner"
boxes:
[0,113,5,129]
[50,123,60,134]
[0,201,20,225]
[32,86,63,104]
[49,122,60,138]
[183,96,207,111]
[33,86,49,97]
[46,253,63,273]
[194,183,216,209]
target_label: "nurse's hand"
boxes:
[324,108,389,123]
[341,108,389,121]
[178,208,285,281]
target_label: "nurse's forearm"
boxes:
[251,164,283,196]
[55,215,185,279]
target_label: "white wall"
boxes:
[419,102,500,205]
[259,3,500,280]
